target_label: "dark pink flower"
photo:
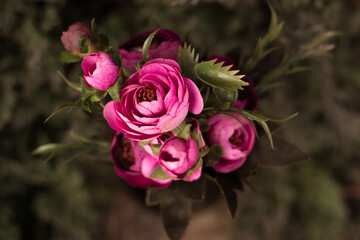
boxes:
[82,52,119,91]
[208,54,258,110]
[118,29,181,72]
[104,58,203,141]
[206,112,255,173]
[143,118,205,156]
[61,22,94,52]
[158,137,202,181]
[111,132,172,188]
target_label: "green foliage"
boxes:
[177,43,200,86]
[150,166,173,180]
[146,178,205,240]
[58,51,82,64]
[142,29,160,61]
[195,59,248,90]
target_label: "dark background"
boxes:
[1,0,360,239]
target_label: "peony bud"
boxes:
[81,52,119,91]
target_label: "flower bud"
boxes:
[61,22,94,52]
[82,52,119,91]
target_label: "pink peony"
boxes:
[61,22,94,52]
[111,132,172,188]
[118,29,181,72]
[206,112,255,173]
[208,54,258,110]
[104,58,203,141]
[158,137,202,181]
[82,52,119,91]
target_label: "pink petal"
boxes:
[184,77,203,114]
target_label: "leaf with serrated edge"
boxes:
[177,43,200,86]
[195,59,248,90]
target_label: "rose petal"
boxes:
[184,77,203,114]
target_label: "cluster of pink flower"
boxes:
[61,22,258,188]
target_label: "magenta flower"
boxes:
[61,22,94,52]
[206,112,255,173]
[111,132,172,188]
[81,52,119,91]
[158,137,202,181]
[104,58,204,141]
[143,118,205,157]
[118,29,181,72]
[208,54,258,110]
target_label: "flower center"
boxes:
[229,131,243,148]
[114,135,135,170]
[137,87,157,102]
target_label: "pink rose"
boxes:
[81,52,119,91]
[143,118,205,157]
[104,58,204,141]
[158,137,202,181]
[61,22,94,52]
[118,29,181,72]
[208,54,258,110]
[206,112,255,173]
[111,132,172,188]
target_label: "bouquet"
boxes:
[34,4,339,239]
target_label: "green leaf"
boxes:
[177,124,192,140]
[91,90,107,103]
[142,29,160,61]
[197,118,210,133]
[171,121,187,135]
[138,140,152,148]
[44,103,79,123]
[203,144,224,166]
[195,59,248,90]
[106,75,122,103]
[190,128,202,148]
[58,51,82,64]
[150,144,162,156]
[90,18,98,37]
[216,172,242,218]
[70,131,93,146]
[32,143,69,155]
[213,87,238,105]
[258,120,274,149]
[230,108,298,122]
[184,157,203,180]
[177,43,201,86]
[56,71,81,91]
[302,31,342,51]
[150,166,172,180]
[81,80,96,101]
[121,67,132,78]
[146,185,192,240]
[266,1,284,42]
[251,130,310,167]
[78,35,90,53]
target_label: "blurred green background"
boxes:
[1,0,360,239]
